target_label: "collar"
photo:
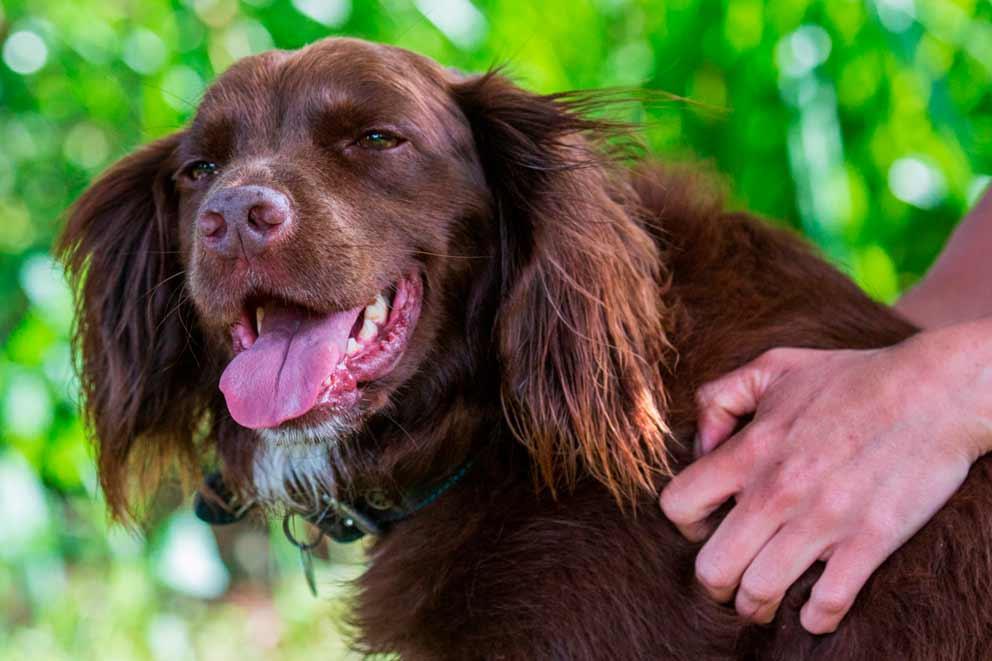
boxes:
[193,455,476,544]
[303,456,476,543]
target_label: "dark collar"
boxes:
[193,455,476,544]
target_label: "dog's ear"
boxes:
[58,132,210,521]
[452,73,674,506]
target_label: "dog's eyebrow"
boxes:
[186,113,238,159]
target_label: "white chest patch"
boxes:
[251,419,350,512]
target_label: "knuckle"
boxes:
[756,347,792,371]
[695,554,735,595]
[813,491,855,527]
[738,575,780,606]
[695,384,715,407]
[659,484,688,523]
[810,585,853,616]
[737,421,784,462]
[765,471,805,511]
[801,610,838,635]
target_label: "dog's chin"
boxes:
[255,413,357,447]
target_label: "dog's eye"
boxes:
[356,130,404,151]
[184,161,219,181]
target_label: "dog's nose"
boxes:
[197,185,292,258]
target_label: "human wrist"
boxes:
[907,318,992,458]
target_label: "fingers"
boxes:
[733,524,829,623]
[800,540,888,634]
[660,431,754,541]
[695,349,797,455]
[693,496,785,603]
[664,349,806,541]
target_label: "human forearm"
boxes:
[896,186,992,329]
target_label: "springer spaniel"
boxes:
[59,38,992,659]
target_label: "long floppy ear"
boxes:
[452,73,674,506]
[58,133,210,521]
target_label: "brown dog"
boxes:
[59,37,992,659]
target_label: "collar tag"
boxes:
[282,513,323,596]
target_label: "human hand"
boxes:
[660,325,992,634]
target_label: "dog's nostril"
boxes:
[247,203,287,229]
[198,211,226,238]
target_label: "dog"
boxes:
[59,37,992,659]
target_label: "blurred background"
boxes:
[1,0,990,658]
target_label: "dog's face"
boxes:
[171,39,487,443]
[60,36,672,518]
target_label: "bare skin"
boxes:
[660,187,992,634]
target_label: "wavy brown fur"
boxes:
[59,38,992,659]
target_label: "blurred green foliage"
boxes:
[0,0,989,658]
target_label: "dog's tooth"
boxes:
[346,338,361,356]
[365,294,388,324]
[358,318,378,342]
[256,307,265,334]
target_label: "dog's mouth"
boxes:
[219,272,422,430]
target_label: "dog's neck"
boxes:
[249,432,473,535]
[244,396,492,518]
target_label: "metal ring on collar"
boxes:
[282,513,325,551]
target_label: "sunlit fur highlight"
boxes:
[453,74,676,507]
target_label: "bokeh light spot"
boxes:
[888,156,946,209]
[194,0,240,28]
[3,31,48,75]
[776,25,832,79]
[223,19,274,61]
[874,0,915,34]
[414,0,487,50]
[153,512,231,599]
[0,200,35,253]
[0,452,50,559]
[291,0,352,27]
[63,122,110,170]
[122,27,168,75]
[3,373,53,439]
[605,41,654,86]
[19,253,74,333]
[161,65,206,111]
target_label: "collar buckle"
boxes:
[309,496,384,543]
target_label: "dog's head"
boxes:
[59,38,672,519]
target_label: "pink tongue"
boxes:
[220,303,363,429]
